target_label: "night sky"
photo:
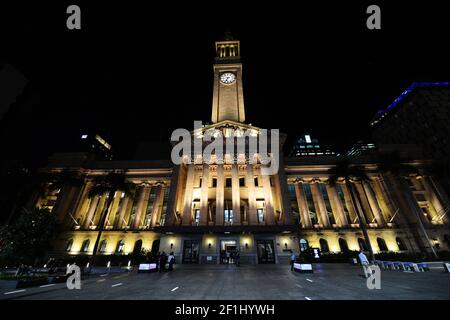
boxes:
[1,1,450,169]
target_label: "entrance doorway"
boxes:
[256,240,275,264]
[182,240,199,263]
[220,240,237,264]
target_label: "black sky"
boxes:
[1,1,450,167]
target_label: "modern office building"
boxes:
[28,38,450,265]
[289,134,336,157]
[371,82,450,160]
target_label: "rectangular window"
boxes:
[224,209,234,224]
[226,178,232,188]
[212,178,217,188]
[199,177,202,188]
[254,177,259,187]
[257,208,264,224]
[239,177,245,187]
[194,209,200,225]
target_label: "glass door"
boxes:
[256,240,275,263]
[182,240,200,263]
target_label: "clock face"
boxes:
[220,72,236,84]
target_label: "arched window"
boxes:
[377,238,388,251]
[65,239,73,252]
[133,239,143,254]
[299,239,309,252]
[396,237,407,251]
[81,239,90,253]
[116,240,125,254]
[99,239,108,253]
[339,238,349,252]
[358,238,368,251]
[319,238,330,253]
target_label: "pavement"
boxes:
[1,263,450,300]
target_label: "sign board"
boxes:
[138,263,157,273]
[294,263,313,273]
[206,256,213,261]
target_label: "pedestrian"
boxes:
[168,252,175,271]
[160,252,167,272]
[226,250,231,264]
[235,250,240,267]
[358,250,370,277]
[358,250,369,266]
[156,251,161,270]
[290,252,296,271]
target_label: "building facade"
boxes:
[31,39,450,265]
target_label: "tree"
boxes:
[328,159,375,261]
[87,170,132,268]
[377,152,438,259]
[0,207,58,266]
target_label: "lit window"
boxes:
[194,209,200,225]
[257,208,264,224]
[305,135,312,143]
[81,134,88,139]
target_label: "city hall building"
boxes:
[32,37,450,264]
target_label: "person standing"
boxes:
[290,252,297,271]
[168,252,175,271]
[358,250,369,266]
[358,250,370,278]
[235,251,240,267]
[160,252,167,272]
[226,250,231,264]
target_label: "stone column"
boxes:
[246,164,258,225]
[200,164,210,226]
[276,154,293,225]
[326,184,348,227]
[310,181,330,227]
[294,181,312,228]
[419,176,445,223]
[363,181,386,227]
[132,184,150,230]
[372,177,394,223]
[216,164,225,225]
[353,183,373,225]
[114,196,129,229]
[73,181,92,225]
[261,172,274,225]
[165,165,181,226]
[105,191,121,227]
[82,195,100,229]
[428,176,450,224]
[231,164,241,225]
[182,164,195,226]
[339,182,358,224]
[150,185,166,227]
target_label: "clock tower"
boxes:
[211,35,246,123]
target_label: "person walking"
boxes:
[290,252,297,271]
[226,250,231,264]
[168,252,175,271]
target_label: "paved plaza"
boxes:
[1,263,450,300]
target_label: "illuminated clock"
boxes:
[220,72,236,84]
